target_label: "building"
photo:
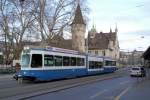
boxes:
[143,46,150,67]
[87,25,120,60]
[119,51,130,66]
[119,50,144,67]
[132,50,144,66]
[40,3,120,60]
[119,51,134,66]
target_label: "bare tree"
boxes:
[0,0,14,64]
[33,0,89,42]
[11,0,36,59]
[0,0,36,61]
[0,0,89,63]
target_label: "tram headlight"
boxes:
[23,71,27,75]
[18,74,22,77]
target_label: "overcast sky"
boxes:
[88,0,150,51]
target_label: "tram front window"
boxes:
[31,54,42,68]
[21,54,30,68]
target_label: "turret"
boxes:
[89,24,97,38]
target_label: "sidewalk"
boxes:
[0,74,13,79]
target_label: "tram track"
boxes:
[0,69,127,100]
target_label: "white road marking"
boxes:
[90,89,108,99]
[114,86,131,100]
[119,81,129,85]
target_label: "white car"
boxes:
[130,67,146,77]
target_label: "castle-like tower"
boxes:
[71,4,86,53]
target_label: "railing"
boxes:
[0,65,16,74]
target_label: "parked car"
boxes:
[130,66,146,77]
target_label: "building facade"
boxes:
[88,26,120,60]
[120,50,144,67]
[119,51,133,66]
[48,3,120,60]
[132,50,144,66]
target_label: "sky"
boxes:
[88,0,150,52]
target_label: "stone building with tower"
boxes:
[48,3,120,60]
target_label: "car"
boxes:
[130,66,146,77]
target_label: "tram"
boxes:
[14,46,117,81]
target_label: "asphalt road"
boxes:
[0,68,127,100]
[27,68,150,100]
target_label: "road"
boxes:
[27,68,150,100]
[0,68,150,100]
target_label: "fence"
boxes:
[0,65,16,74]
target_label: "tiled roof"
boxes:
[48,35,72,50]
[103,32,116,41]
[88,33,109,50]
[88,32,117,50]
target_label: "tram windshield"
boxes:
[21,54,30,68]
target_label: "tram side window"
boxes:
[71,57,76,66]
[44,55,54,66]
[63,56,70,66]
[89,61,95,69]
[54,56,62,66]
[89,61,102,69]
[105,61,111,66]
[112,61,116,66]
[105,61,116,66]
[77,58,85,66]
[95,61,103,68]
[31,54,42,68]
[0,55,3,64]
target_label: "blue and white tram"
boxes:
[15,46,117,81]
[17,46,86,81]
